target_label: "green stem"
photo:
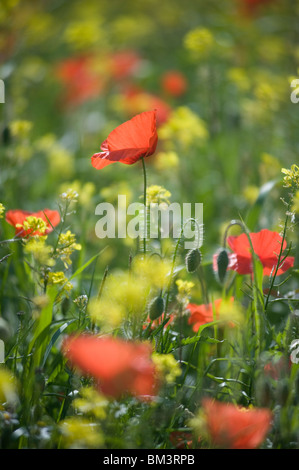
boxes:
[264,212,289,312]
[141,157,147,254]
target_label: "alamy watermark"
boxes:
[0,79,4,103]
[290,339,299,364]
[290,79,299,104]
[95,195,203,249]
[0,340,4,363]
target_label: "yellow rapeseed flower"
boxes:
[282,164,299,189]
[73,387,108,420]
[57,230,82,268]
[23,237,55,267]
[0,203,5,219]
[159,106,209,149]
[152,353,182,384]
[184,27,215,58]
[146,185,171,206]
[59,417,103,449]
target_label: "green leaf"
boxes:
[68,248,107,282]
[41,319,76,368]
[245,179,278,231]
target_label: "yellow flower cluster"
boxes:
[159,106,209,149]
[152,353,182,384]
[184,27,215,59]
[176,279,194,306]
[23,237,55,267]
[17,216,48,237]
[282,164,299,190]
[59,181,96,208]
[59,417,103,449]
[146,185,171,206]
[291,191,299,214]
[73,387,108,420]
[10,120,33,139]
[89,256,171,331]
[227,67,251,92]
[0,367,18,407]
[57,230,82,268]
[0,203,5,219]
[47,271,73,295]
[153,151,179,171]
[60,188,79,204]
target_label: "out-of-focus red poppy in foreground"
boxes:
[62,334,159,400]
[201,398,272,449]
[5,209,60,237]
[91,110,158,170]
[213,229,294,276]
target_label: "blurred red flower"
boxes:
[187,299,222,332]
[62,334,159,400]
[217,229,294,276]
[91,110,158,170]
[107,50,143,80]
[238,0,276,15]
[187,297,234,332]
[202,398,272,449]
[161,70,188,97]
[55,55,104,108]
[117,85,172,126]
[5,209,60,237]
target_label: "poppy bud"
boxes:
[149,295,164,321]
[215,248,229,283]
[2,126,11,146]
[185,248,202,273]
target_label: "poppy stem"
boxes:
[141,157,147,254]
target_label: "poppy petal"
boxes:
[91,110,158,169]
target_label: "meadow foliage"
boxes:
[0,0,299,450]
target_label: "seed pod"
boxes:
[149,295,164,321]
[215,248,229,283]
[185,248,202,273]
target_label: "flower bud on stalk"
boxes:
[185,248,202,273]
[148,295,164,321]
[215,248,229,283]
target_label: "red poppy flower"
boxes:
[91,110,158,170]
[161,70,188,97]
[62,334,159,400]
[202,398,272,449]
[215,229,294,276]
[187,298,234,332]
[55,55,104,108]
[5,209,60,237]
